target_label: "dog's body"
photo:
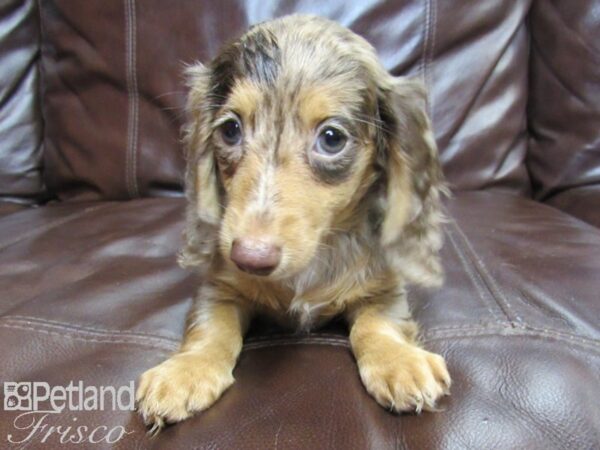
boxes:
[137,15,450,430]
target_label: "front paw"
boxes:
[136,353,235,431]
[357,342,451,413]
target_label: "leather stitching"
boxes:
[445,225,506,324]
[421,0,437,118]
[124,0,131,197]
[420,0,431,83]
[449,220,523,324]
[130,0,139,196]
[0,316,345,344]
[2,317,598,355]
[423,326,600,353]
[0,319,180,348]
[428,0,437,115]
[0,323,178,352]
[0,316,182,342]
[124,0,140,198]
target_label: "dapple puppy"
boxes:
[137,14,450,430]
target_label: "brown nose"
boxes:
[230,239,281,276]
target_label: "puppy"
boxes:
[137,14,450,430]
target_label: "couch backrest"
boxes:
[8,0,598,204]
[527,0,600,202]
[32,0,536,201]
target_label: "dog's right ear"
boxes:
[178,62,221,268]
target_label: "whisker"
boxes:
[153,91,187,101]
[352,116,388,133]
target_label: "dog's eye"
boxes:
[316,127,347,155]
[220,118,242,146]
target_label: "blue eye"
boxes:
[317,126,347,154]
[220,118,242,145]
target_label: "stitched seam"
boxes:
[3,322,598,355]
[6,318,595,350]
[0,320,179,347]
[0,323,178,351]
[517,288,573,329]
[450,220,523,324]
[419,0,431,84]
[425,322,506,332]
[425,323,600,347]
[124,0,140,198]
[427,0,437,116]
[124,0,131,197]
[0,203,112,252]
[130,0,139,196]
[423,328,600,353]
[520,325,600,348]
[0,318,349,348]
[0,316,181,343]
[445,226,506,323]
[35,0,50,203]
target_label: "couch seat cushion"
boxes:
[0,192,598,449]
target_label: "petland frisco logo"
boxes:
[3,381,135,445]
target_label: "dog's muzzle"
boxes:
[230,238,282,276]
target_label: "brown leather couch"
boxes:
[1,1,599,449]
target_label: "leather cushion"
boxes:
[38,0,532,200]
[528,0,600,203]
[0,0,45,203]
[1,191,598,448]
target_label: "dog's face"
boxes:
[215,76,377,277]
[182,16,442,283]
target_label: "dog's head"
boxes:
[180,15,444,284]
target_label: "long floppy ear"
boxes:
[376,76,447,287]
[178,63,222,268]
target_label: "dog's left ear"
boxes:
[178,63,222,268]
[375,76,446,287]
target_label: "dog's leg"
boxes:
[347,295,451,413]
[136,285,250,430]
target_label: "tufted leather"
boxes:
[527,0,600,228]
[528,0,600,202]
[1,1,599,449]
[0,193,599,448]
[38,0,532,200]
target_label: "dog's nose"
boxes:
[230,238,281,276]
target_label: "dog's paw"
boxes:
[136,353,234,432]
[357,343,451,413]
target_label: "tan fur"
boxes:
[228,78,262,123]
[138,14,450,429]
[348,303,450,412]
[297,84,342,127]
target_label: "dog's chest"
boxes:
[251,287,339,330]
[239,278,342,330]
[286,298,337,330]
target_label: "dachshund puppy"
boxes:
[137,14,450,430]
